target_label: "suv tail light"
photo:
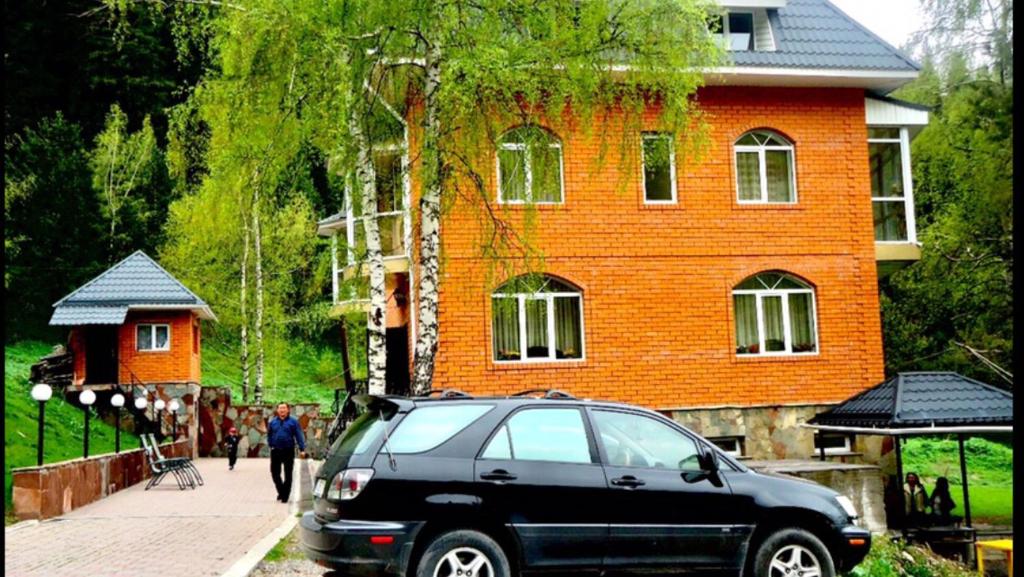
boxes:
[327,468,374,501]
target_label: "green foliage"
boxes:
[4,342,142,513]
[883,18,1012,385]
[4,115,106,341]
[91,104,175,260]
[201,336,358,411]
[850,535,976,577]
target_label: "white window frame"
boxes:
[868,126,917,244]
[136,323,171,352]
[710,436,744,457]
[734,131,798,204]
[733,275,819,357]
[491,290,585,364]
[815,432,854,455]
[712,11,756,51]
[496,134,565,205]
[641,132,678,204]
[344,147,411,267]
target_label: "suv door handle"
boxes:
[611,475,646,488]
[480,469,517,481]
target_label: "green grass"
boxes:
[4,341,142,519]
[901,436,1013,526]
[201,336,359,412]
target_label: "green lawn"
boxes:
[4,341,142,520]
[201,336,358,412]
[900,436,1013,526]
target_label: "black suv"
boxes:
[301,391,870,577]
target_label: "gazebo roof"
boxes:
[50,251,216,325]
[808,372,1013,430]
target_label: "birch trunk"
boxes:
[239,204,251,403]
[252,182,265,404]
[412,42,443,394]
[349,108,389,396]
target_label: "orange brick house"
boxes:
[50,251,215,387]
[317,0,930,460]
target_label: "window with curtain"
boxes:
[137,324,170,351]
[497,126,564,204]
[733,272,817,356]
[492,275,583,362]
[868,127,911,241]
[642,132,676,202]
[734,130,796,203]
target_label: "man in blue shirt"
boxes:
[267,402,306,502]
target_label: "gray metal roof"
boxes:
[729,0,920,72]
[50,306,129,326]
[809,372,1013,428]
[50,251,215,325]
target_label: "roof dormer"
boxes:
[711,2,779,52]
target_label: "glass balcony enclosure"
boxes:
[319,146,411,307]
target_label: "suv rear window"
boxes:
[385,404,494,454]
[330,408,395,457]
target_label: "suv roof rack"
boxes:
[420,388,474,399]
[511,389,576,399]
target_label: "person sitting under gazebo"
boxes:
[929,477,959,526]
[904,472,930,526]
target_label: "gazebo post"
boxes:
[894,435,906,530]
[958,434,972,528]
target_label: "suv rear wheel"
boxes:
[415,530,511,577]
[752,528,835,577]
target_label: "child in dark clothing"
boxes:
[225,427,241,470]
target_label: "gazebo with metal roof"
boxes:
[805,372,1013,529]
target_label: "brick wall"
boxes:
[407,86,885,409]
[118,310,200,384]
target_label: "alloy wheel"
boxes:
[769,544,822,577]
[432,546,494,577]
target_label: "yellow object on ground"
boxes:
[976,539,1013,577]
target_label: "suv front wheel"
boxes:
[416,530,511,577]
[752,528,835,577]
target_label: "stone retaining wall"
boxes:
[747,459,888,533]
[11,439,191,521]
[198,387,330,459]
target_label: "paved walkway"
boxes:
[4,458,304,577]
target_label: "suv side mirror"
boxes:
[697,444,719,473]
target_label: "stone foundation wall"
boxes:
[11,439,190,521]
[667,404,885,462]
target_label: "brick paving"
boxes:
[4,458,297,577]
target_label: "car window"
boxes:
[481,408,592,464]
[384,404,494,454]
[592,410,701,471]
[330,408,394,457]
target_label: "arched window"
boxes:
[497,126,564,204]
[492,275,583,362]
[733,272,817,356]
[734,130,796,203]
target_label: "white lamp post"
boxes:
[168,399,181,441]
[134,396,148,447]
[154,399,166,440]
[30,383,53,466]
[111,393,125,453]
[80,389,96,458]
